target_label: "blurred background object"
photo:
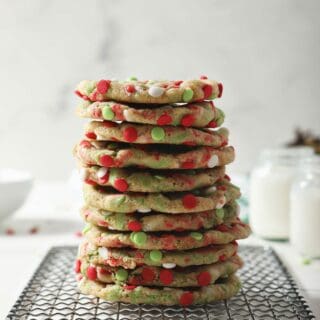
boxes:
[0,0,319,180]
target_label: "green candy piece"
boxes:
[190,232,203,241]
[82,224,91,234]
[150,250,163,262]
[132,231,147,246]
[102,105,115,120]
[216,208,225,220]
[151,127,165,141]
[182,88,194,102]
[127,76,138,81]
[115,268,128,281]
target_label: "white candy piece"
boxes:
[123,109,134,122]
[79,168,88,181]
[216,196,226,209]
[97,167,108,178]
[137,208,151,213]
[135,85,144,93]
[148,86,164,97]
[162,263,176,269]
[207,155,219,168]
[98,247,109,259]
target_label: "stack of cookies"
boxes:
[73,77,251,306]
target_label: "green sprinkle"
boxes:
[216,208,225,220]
[102,105,115,120]
[82,224,91,234]
[150,250,163,262]
[182,88,194,102]
[127,76,138,81]
[115,268,128,281]
[151,127,165,141]
[132,231,147,246]
[190,232,203,240]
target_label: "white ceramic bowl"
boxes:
[0,168,33,222]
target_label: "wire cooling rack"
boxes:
[6,245,315,320]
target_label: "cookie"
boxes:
[76,100,225,128]
[75,78,223,104]
[78,255,243,287]
[80,166,226,192]
[78,274,240,306]
[74,141,235,170]
[84,121,229,147]
[79,241,238,269]
[81,201,238,232]
[83,180,240,213]
[83,220,250,250]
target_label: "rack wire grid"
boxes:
[6,245,315,320]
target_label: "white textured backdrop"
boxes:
[0,0,319,179]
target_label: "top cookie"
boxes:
[75,78,223,104]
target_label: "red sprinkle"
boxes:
[86,266,97,280]
[141,268,156,282]
[218,83,223,98]
[85,131,97,140]
[216,225,229,232]
[174,80,183,86]
[80,140,92,148]
[200,75,208,80]
[100,155,114,167]
[157,114,172,125]
[125,84,136,94]
[74,90,83,98]
[99,171,109,184]
[114,178,128,192]
[180,292,194,306]
[203,84,213,100]
[74,259,81,273]
[217,185,227,191]
[123,127,138,142]
[219,254,227,262]
[224,174,231,181]
[84,178,96,186]
[207,121,217,128]
[127,221,142,232]
[124,285,137,291]
[159,269,173,285]
[181,160,195,169]
[181,114,195,127]
[97,80,111,94]
[197,271,211,286]
[182,194,197,209]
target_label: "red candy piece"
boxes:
[99,172,109,184]
[124,285,137,291]
[100,155,114,167]
[217,185,227,191]
[216,225,229,232]
[181,160,195,169]
[218,83,223,98]
[97,80,111,94]
[80,140,92,148]
[197,271,211,286]
[224,174,231,181]
[179,292,194,306]
[182,194,197,209]
[200,75,208,80]
[86,266,97,280]
[207,121,217,128]
[126,84,136,94]
[174,80,183,86]
[74,259,81,273]
[85,131,97,140]
[84,178,96,186]
[114,178,128,192]
[103,121,117,128]
[123,127,138,142]
[127,221,142,232]
[159,269,173,285]
[202,85,213,100]
[181,114,195,127]
[157,114,172,125]
[219,254,227,262]
[142,267,155,282]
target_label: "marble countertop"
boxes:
[0,181,319,319]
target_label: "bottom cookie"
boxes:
[78,274,241,306]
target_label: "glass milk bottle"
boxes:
[250,147,313,240]
[290,156,320,257]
